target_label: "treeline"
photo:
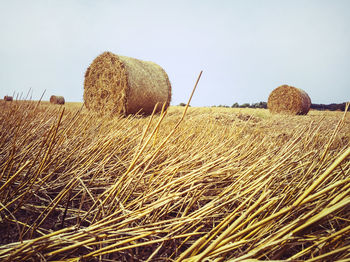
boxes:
[212,102,268,109]
[310,103,347,111]
[209,102,348,111]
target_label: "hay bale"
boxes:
[84,51,172,115]
[267,85,311,115]
[50,95,65,105]
[4,96,13,101]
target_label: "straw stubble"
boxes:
[0,100,349,261]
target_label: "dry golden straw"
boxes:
[268,84,311,115]
[0,97,349,261]
[84,51,172,115]
[3,96,13,102]
[50,95,65,105]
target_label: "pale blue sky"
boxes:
[0,0,349,106]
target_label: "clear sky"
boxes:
[0,0,349,106]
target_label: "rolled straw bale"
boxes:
[84,51,172,115]
[4,96,13,101]
[50,95,65,105]
[268,85,311,115]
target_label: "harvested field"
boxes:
[0,100,349,261]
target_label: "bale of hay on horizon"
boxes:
[83,51,172,115]
[50,95,65,105]
[267,85,311,115]
[4,96,13,101]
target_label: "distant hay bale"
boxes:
[50,95,65,105]
[4,96,13,101]
[268,85,311,115]
[84,51,172,115]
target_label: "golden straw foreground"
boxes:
[0,99,349,261]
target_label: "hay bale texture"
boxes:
[50,95,65,105]
[268,85,311,115]
[4,96,13,101]
[84,52,171,115]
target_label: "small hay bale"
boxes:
[267,85,311,115]
[4,96,13,101]
[84,51,172,115]
[50,95,65,105]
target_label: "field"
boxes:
[0,100,349,261]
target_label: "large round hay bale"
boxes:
[84,51,172,115]
[4,96,13,101]
[50,95,65,105]
[267,85,311,115]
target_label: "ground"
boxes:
[0,100,349,261]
